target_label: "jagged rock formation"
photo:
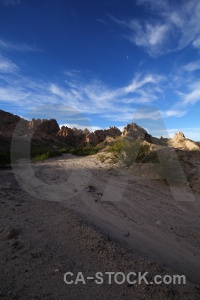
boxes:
[173,132,185,142]
[0,109,199,153]
[122,123,152,142]
[35,119,60,135]
[56,126,121,147]
[0,110,21,131]
[29,118,44,130]
[85,132,99,146]
[106,127,121,138]
[0,110,28,136]
[170,132,199,151]
[56,126,76,145]
[84,127,121,146]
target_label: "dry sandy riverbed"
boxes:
[0,153,200,299]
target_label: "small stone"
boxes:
[156,220,165,226]
[123,232,130,237]
[6,228,18,239]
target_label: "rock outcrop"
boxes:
[56,126,75,145]
[106,127,121,138]
[0,109,28,136]
[173,132,185,142]
[84,127,121,146]
[122,123,151,142]
[85,133,99,146]
[28,118,44,130]
[1,109,199,154]
[36,119,60,135]
[171,132,199,151]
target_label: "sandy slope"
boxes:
[0,153,200,299]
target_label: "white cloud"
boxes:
[0,38,39,52]
[193,36,200,49]
[162,110,187,118]
[183,61,200,72]
[0,53,189,125]
[128,21,169,52]
[0,0,20,6]
[0,66,185,125]
[181,81,200,106]
[109,0,200,56]
[0,55,19,73]
[60,124,101,132]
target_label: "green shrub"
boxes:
[48,150,62,158]
[107,140,124,154]
[120,140,150,166]
[31,148,50,157]
[97,154,106,163]
[59,147,72,154]
[70,146,101,156]
[32,150,62,162]
[32,152,50,162]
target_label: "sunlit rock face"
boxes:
[173,132,185,142]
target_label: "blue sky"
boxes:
[0,0,200,140]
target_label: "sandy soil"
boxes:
[0,153,200,299]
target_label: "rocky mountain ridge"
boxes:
[0,109,199,151]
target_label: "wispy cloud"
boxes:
[0,51,189,125]
[0,0,20,6]
[162,109,187,118]
[181,81,200,106]
[0,38,39,52]
[127,21,169,55]
[0,55,19,73]
[96,18,108,25]
[193,37,200,49]
[183,61,200,72]
[0,58,168,122]
[109,0,200,56]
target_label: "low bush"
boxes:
[97,154,106,163]
[70,146,101,156]
[0,152,11,167]
[59,147,72,154]
[107,140,124,154]
[32,150,62,162]
[32,152,50,162]
[120,140,150,166]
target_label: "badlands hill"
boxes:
[1,109,200,298]
[1,109,200,195]
[0,109,199,151]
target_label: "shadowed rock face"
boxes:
[106,127,121,138]
[56,126,75,145]
[85,132,99,146]
[35,119,60,135]
[0,110,26,134]
[84,127,121,146]
[0,110,59,136]
[29,118,44,130]
[122,123,152,142]
[0,109,199,152]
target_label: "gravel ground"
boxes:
[0,155,200,299]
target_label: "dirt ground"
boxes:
[0,153,200,299]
